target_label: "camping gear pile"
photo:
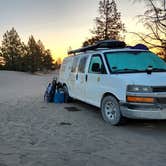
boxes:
[44,78,65,103]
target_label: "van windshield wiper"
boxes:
[144,67,166,74]
[150,68,166,72]
[112,69,143,73]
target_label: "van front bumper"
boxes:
[120,103,166,119]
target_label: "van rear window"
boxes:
[78,56,88,73]
[71,57,79,73]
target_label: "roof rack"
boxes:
[68,40,126,55]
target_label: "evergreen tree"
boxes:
[37,40,46,70]
[1,28,25,70]
[27,36,42,72]
[43,49,53,70]
[37,40,53,70]
[26,37,53,72]
[0,28,54,72]
[0,50,5,69]
[83,0,125,46]
[20,43,29,72]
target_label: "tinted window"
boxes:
[71,57,79,73]
[89,55,106,74]
[78,56,88,73]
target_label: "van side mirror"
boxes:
[92,63,101,73]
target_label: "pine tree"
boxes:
[26,37,53,72]
[37,40,46,70]
[1,28,25,70]
[27,36,42,72]
[83,0,125,46]
[20,43,29,72]
[43,49,53,70]
[0,28,54,72]
[0,50,5,69]
[37,40,53,70]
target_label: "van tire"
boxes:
[63,85,72,103]
[101,95,126,126]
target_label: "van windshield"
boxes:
[105,51,166,74]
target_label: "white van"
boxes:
[59,40,166,125]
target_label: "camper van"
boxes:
[59,40,166,125]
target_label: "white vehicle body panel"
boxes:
[59,48,166,119]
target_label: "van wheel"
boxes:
[63,85,72,103]
[101,96,125,126]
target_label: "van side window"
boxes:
[89,55,107,74]
[61,59,68,72]
[71,57,79,73]
[78,56,88,73]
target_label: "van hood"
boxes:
[114,72,166,86]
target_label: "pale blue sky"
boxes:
[0,0,146,59]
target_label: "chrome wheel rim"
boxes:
[104,101,118,121]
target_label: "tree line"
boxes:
[0,28,60,72]
[82,0,165,60]
[0,0,165,71]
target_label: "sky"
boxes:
[0,0,147,60]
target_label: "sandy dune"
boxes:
[0,71,166,166]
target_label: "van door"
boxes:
[85,54,107,107]
[75,55,89,101]
[68,56,80,98]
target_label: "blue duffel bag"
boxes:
[53,90,64,103]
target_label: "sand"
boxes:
[0,71,166,166]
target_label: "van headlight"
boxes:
[127,85,152,93]
[127,85,154,103]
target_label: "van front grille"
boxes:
[153,87,166,92]
[156,98,166,104]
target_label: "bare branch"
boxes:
[130,32,166,49]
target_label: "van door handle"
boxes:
[76,74,78,80]
[85,74,88,82]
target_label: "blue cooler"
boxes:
[53,90,64,103]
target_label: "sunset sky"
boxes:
[0,0,147,60]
